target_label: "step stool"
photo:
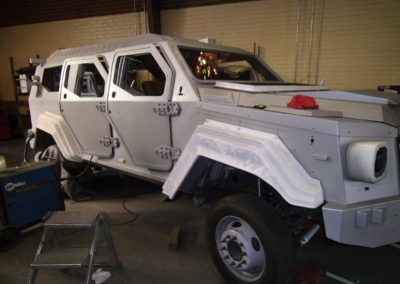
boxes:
[27,211,120,284]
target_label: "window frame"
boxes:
[114,53,167,97]
[175,44,283,84]
[110,45,173,101]
[61,57,108,99]
[41,65,62,92]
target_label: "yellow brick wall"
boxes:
[0,0,399,101]
[161,0,400,90]
[0,12,147,101]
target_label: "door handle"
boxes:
[112,92,116,98]
[63,94,67,99]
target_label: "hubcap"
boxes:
[215,216,265,282]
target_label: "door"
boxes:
[60,57,112,157]
[108,46,173,170]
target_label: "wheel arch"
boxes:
[34,111,83,162]
[162,120,324,209]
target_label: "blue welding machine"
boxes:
[0,161,64,229]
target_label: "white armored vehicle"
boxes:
[28,34,400,284]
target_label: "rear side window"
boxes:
[42,66,62,92]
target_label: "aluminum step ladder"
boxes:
[27,211,120,284]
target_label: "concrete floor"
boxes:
[0,139,399,284]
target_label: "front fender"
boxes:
[36,111,83,162]
[163,120,323,208]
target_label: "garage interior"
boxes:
[0,0,399,284]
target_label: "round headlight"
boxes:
[347,141,388,183]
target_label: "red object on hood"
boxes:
[287,95,319,109]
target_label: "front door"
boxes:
[60,57,112,157]
[108,46,173,170]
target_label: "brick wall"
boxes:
[0,12,147,101]
[0,0,255,27]
[0,0,399,101]
[161,0,400,90]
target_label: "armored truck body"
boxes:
[29,34,400,284]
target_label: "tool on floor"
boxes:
[326,271,360,284]
[292,261,325,284]
[168,225,182,251]
[0,160,64,250]
[27,211,120,284]
[293,261,360,284]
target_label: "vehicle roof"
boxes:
[45,33,250,66]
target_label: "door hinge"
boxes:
[99,137,120,148]
[155,146,181,161]
[96,102,106,112]
[153,102,181,116]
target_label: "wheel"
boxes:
[35,145,94,201]
[206,194,295,284]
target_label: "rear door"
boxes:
[108,46,173,170]
[60,57,112,157]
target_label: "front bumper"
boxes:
[322,195,400,248]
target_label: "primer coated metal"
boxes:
[29,33,400,248]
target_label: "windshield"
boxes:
[179,47,280,82]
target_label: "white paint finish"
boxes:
[347,141,388,183]
[340,136,400,205]
[45,33,249,67]
[60,57,112,158]
[107,46,173,171]
[215,81,329,92]
[266,106,342,117]
[160,41,202,102]
[234,89,400,127]
[36,112,83,162]
[322,196,400,247]
[94,156,169,184]
[28,65,62,131]
[163,120,324,208]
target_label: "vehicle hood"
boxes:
[198,82,400,127]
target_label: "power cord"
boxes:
[62,175,138,236]
[60,155,94,182]
[109,174,138,227]
[23,131,35,164]
[109,197,138,227]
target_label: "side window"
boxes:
[64,63,105,98]
[114,53,166,96]
[42,66,62,92]
[97,55,109,73]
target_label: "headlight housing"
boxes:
[347,141,388,183]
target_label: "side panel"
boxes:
[60,58,112,157]
[29,65,62,132]
[163,120,324,208]
[108,46,173,170]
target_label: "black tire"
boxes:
[34,145,86,174]
[206,194,295,284]
[35,145,94,200]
